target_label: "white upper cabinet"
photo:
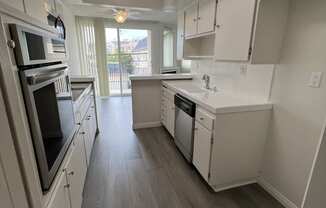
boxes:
[0,0,24,12]
[24,0,48,24]
[197,0,216,35]
[184,0,217,38]
[214,0,289,63]
[214,0,256,61]
[184,1,198,37]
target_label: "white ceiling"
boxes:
[63,0,192,24]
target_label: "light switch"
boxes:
[308,72,323,88]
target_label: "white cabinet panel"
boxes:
[81,120,91,166]
[197,0,216,34]
[0,0,24,12]
[214,0,256,61]
[193,121,212,181]
[166,101,175,138]
[184,1,198,37]
[82,106,97,166]
[65,133,87,208]
[0,164,13,208]
[47,171,70,208]
[24,0,48,24]
[176,11,185,60]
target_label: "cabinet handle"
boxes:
[68,171,74,176]
[80,132,86,135]
[198,17,201,20]
[77,122,81,125]
[215,24,221,28]
[64,184,70,189]
[7,40,16,49]
[200,117,204,120]
[193,18,197,22]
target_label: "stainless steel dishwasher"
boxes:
[174,94,196,162]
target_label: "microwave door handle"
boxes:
[28,69,66,85]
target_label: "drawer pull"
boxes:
[80,132,86,135]
[200,117,204,120]
[64,184,70,189]
[68,171,74,176]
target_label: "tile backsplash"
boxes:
[191,60,275,102]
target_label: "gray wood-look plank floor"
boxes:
[82,96,284,208]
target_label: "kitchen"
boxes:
[0,0,326,208]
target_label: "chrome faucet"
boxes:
[202,74,210,90]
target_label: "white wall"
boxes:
[62,4,81,75]
[260,0,326,207]
[190,60,274,101]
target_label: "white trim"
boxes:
[132,121,162,129]
[211,180,257,192]
[258,178,298,208]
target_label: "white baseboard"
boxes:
[212,180,257,192]
[258,178,298,208]
[132,121,162,129]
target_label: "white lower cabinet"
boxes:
[82,105,97,166]
[193,121,212,181]
[65,130,88,208]
[192,107,270,191]
[47,84,98,208]
[47,170,71,208]
[161,85,176,138]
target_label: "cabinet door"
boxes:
[65,133,87,208]
[24,0,48,24]
[197,0,216,34]
[176,11,185,60]
[47,171,70,208]
[214,0,256,61]
[81,120,91,166]
[166,101,175,138]
[0,0,24,12]
[184,1,198,37]
[193,121,212,181]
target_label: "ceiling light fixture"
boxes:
[114,9,128,24]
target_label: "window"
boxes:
[163,29,174,68]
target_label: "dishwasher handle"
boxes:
[174,94,196,117]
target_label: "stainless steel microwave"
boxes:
[9,24,67,66]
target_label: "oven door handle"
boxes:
[27,67,67,85]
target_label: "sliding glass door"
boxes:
[106,28,151,96]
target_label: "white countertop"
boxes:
[163,80,273,114]
[129,73,193,81]
[70,76,95,83]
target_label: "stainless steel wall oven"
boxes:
[10,24,75,191]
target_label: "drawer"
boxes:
[162,86,175,101]
[196,107,215,130]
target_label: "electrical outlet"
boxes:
[308,72,323,88]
